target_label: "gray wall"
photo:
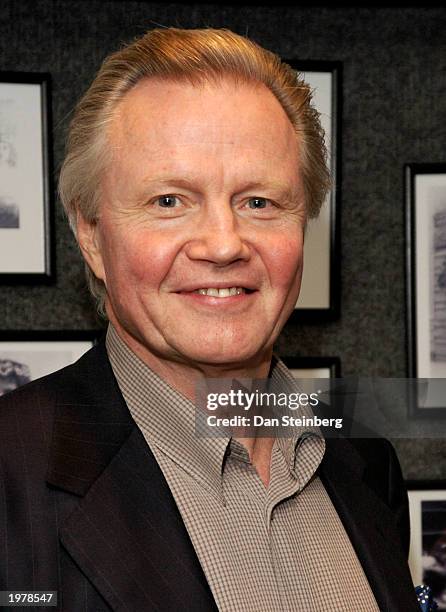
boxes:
[1,2,445,478]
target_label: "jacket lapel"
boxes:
[46,342,216,611]
[320,438,420,612]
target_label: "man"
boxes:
[0,28,419,611]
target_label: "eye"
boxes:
[247,197,271,210]
[155,195,180,208]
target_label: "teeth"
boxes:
[194,287,245,297]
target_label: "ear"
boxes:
[76,210,107,283]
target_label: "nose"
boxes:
[184,201,251,265]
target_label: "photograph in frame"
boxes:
[0,331,98,396]
[286,61,341,321]
[408,482,446,610]
[281,356,341,380]
[406,164,446,414]
[0,72,53,283]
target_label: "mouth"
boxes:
[175,281,257,299]
[173,285,258,311]
[191,287,254,298]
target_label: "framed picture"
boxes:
[406,164,446,415]
[0,72,54,283]
[408,481,446,609]
[286,61,342,321]
[0,330,99,396]
[281,356,341,379]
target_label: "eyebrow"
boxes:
[236,180,301,203]
[140,176,301,202]
[140,176,202,192]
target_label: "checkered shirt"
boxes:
[106,324,379,611]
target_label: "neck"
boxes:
[108,320,273,402]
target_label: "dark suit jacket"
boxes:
[0,341,420,611]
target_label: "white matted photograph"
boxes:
[286,61,341,320]
[0,72,53,283]
[0,331,97,396]
[408,483,446,610]
[281,356,341,379]
[406,164,446,413]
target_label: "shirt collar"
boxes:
[106,324,229,503]
[106,323,324,502]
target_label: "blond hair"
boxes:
[59,27,330,314]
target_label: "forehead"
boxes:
[108,77,299,170]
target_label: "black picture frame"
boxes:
[281,355,341,378]
[0,330,100,396]
[405,163,446,416]
[0,71,54,284]
[407,480,446,603]
[285,60,342,321]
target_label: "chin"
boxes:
[177,339,269,370]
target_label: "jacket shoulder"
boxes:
[0,368,70,520]
[0,342,108,459]
[345,437,410,556]
[348,437,404,504]
[0,368,63,449]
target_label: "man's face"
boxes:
[81,77,306,368]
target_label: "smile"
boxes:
[193,287,246,298]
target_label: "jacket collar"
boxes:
[46,340,134,496]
